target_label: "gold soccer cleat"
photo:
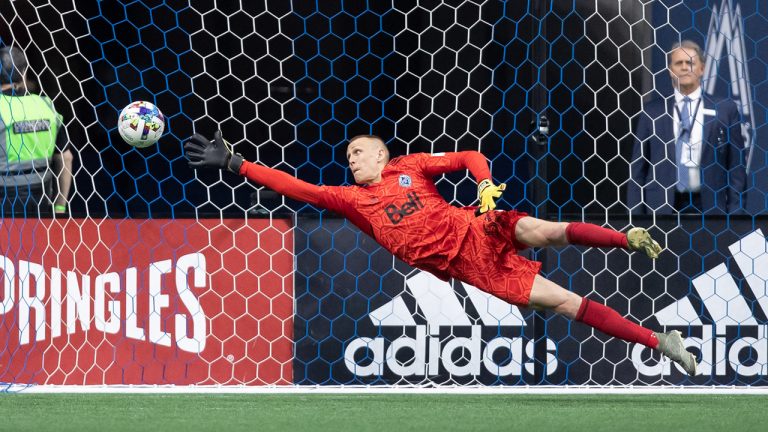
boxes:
[627,227,663,259]
[655,330,698,376]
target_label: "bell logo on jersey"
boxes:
[384,192,424,225]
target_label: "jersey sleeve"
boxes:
[240,163,375,237]
[418,151,491,183]
[239,161,362,224]
[239,160,327,206]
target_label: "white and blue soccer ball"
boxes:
[118,101,165,148]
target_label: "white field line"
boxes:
[7,385,768,395]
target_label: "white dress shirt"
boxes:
[672,87,703,192]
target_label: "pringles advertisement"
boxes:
[0,218,294,385]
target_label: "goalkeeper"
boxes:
[185,132,697,376]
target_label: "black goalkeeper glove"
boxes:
[184,130,244,173]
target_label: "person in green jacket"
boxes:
[0,46,73,216]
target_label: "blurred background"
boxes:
[3,0,764,219]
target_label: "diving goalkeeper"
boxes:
[185,132,698,376]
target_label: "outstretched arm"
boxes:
[184,131,326,207]
[239,160,325,206]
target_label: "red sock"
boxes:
[576,298,658,348]
[566,222,628,249]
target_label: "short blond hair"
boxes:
[348,134,389,163]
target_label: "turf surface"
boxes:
[1,394,766,432]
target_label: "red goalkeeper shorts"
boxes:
[448,210,542,307]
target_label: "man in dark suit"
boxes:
[628,40,746,215]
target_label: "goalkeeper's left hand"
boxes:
[184,130,244,173]
[476,179,506,215]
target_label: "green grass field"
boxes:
[1,393,766,432]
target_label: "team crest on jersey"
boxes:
[399,174,412,188]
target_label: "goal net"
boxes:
[1,0,765,388]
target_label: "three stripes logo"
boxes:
[632,230,768,377]
[344,272,558,378]
[343,229,768,379]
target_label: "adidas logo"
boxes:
[632,229,768,377]
[344,272,558,377]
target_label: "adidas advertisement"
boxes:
[294,217,768,385]
[293,218,546,385]
[538,218,767,385]
[340,272,555,382]
[631,229,768,379]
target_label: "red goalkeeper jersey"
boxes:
[240,152,493,280]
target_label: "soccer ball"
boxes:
[117,101,165,148]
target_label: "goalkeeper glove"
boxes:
[184,130,244,173]
[476,179,506,215]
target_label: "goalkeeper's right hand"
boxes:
[476,179,506,215]
[184,130,244,173]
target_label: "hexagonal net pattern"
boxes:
[1,0,767,388]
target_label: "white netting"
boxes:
[0,0,765,388]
